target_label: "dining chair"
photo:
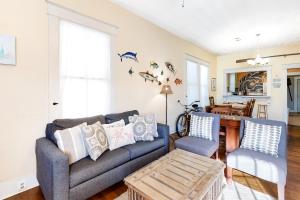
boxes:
[175,112,220,158]
[226,118,287,200]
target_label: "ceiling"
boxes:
[110,0,300,55]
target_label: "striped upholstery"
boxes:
[189,114,213,141]
[240,120,282,157]
[54,123,88,164]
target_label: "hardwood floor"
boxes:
[6,126,300,200]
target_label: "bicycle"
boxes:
[176,100,203,137]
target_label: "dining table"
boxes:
[220,115,242,154]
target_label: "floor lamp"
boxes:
[160,85,173,125]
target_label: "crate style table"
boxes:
[124,149,225,200]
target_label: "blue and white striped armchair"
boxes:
[226,118,287,200]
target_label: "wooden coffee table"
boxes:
[124,149,225,200]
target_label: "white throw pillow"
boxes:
[102,119,125,129]
[82,121,109,161]
[104,123,136,150]
[189,114,213,141]
[54,123,88,164]
[240,120,282,157]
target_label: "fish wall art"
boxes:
[174,78,183,85]
[150,61,159,69]
[128,67,134,76]
[165,62,176,75]
[118,52,138,62]
[139,71,162,85]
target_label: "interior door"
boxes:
[48,15,62,122]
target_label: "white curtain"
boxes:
[60,20,111,118]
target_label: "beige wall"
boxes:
[0,0,216,197]
[217,44,300,121]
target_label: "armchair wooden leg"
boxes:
[278,183,285,200]
[215,150,219,160]
[226,167,233,184]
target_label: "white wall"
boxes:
[217,44,300,121]
[0,0,216,198]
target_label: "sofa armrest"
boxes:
[157,123,170,152]
[36,138,69,200]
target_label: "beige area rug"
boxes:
[115,179,276,200]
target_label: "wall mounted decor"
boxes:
[238,71,267,94]
[161,70,164,75]
[174,78,183,85]
[128,67,134,76]
[118,52,138,62]
[211,78,216,91]
[0,35,16,65]
[139,71,162,86]
[165,62,176,75]
[150,61,159,69]
[272,77,281,88]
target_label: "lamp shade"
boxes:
[160,84,173,94]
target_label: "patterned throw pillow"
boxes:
[82,122,108,161]
[240,120,282,157]
[129,114,158,141]
[189,114,213,141]
[54,123,88,164]
[104,123,136,150]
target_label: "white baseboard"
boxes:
[0,174,39,199]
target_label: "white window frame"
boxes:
[185,54,210,107]
[47,2,118,120]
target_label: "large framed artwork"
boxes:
[0,35,16,65]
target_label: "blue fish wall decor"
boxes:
[118,52,138,62]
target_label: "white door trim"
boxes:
[282,63,300,123]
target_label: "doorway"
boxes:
[287,68,300,126]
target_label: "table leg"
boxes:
[225,127,239,153]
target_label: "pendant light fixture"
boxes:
[247,34,270,66]
[181,0,185,8]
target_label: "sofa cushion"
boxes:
[69,148,130,188]
[105,110,139,124]
[46,115,105,144]
[227,148,287,185]
[175,136,218,157]
[121,138,164,159]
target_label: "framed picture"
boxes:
[0,35,16,65]
[211,78,216,91]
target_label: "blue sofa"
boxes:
[35,110,169,200]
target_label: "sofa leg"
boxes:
[226,167,233,184]
[278,183,285,200]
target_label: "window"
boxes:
[186,58,209,107]
[60,20,111,118]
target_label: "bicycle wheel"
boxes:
[176,113,189,137]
